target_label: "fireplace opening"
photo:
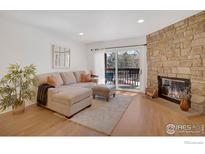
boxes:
[158,76,191,105]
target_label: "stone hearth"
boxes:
[146,11,205,114]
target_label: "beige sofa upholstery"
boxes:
[60,71,77,85]
[36,71,96,117]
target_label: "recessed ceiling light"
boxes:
[79,32,84,36]
[138,19,144,23]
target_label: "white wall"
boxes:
[0,18,89,75]
[86,36,147,92]
[0,18,89,114]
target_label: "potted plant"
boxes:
[0,64,37,114]
[180,86,191,111]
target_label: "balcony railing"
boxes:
[105,68,140,89]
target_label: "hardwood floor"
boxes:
[0,92,205,136]
[113,93,205,136]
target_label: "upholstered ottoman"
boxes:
[92,84,116,101]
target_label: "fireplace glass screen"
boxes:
[158,76,191,104]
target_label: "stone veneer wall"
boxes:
[146,11,205,113]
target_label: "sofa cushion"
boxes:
[36,72,63,86]
[73,71,86,82]
[51,72,64,86]
[60,72,77,85]
[51,86,92,105]
[35,73,50,86]
[69,82,96,89]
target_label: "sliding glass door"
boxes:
[105,48,142,91]
[117,50,140,91]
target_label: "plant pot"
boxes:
[180,99,189,111]
[12,103,25,114]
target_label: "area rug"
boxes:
[70,95,133,135]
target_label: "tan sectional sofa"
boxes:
[36,71,96,118]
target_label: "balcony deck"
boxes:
[105,68,140,90]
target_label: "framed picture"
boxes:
[52,45,70,69]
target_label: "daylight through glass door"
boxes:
[105,49,141,91]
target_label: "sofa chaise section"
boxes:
[36,71,95,117]
[48,86,92,117]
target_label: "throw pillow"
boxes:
[47,75,58,87]
[81,73,92,82]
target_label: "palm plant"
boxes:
[0,64,37,111]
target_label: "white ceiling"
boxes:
[0,10,201,44]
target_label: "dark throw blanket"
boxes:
[37,83,54,106]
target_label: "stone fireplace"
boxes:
[158,76,191,105]
[146,11,205,114]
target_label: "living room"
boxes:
[0,1,204,153]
